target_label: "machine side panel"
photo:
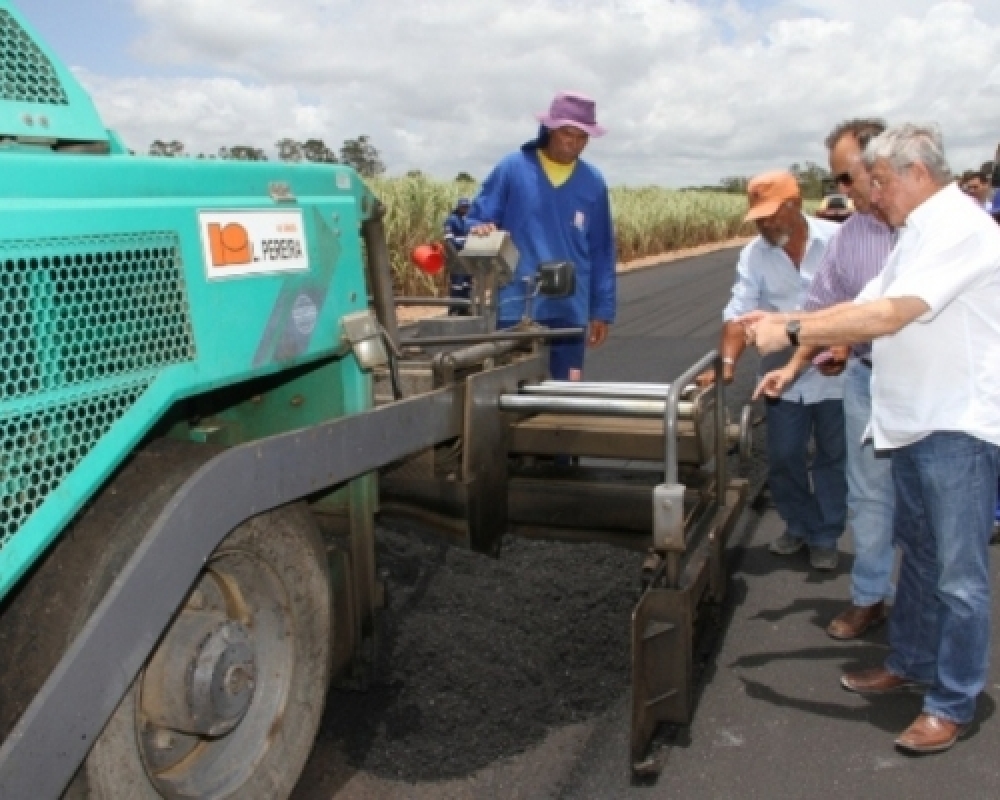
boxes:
[0,158,376,600]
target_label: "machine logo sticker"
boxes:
[199,210,310,279]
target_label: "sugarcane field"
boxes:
[2,2,1000,799]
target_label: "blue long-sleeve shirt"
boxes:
[466,131,616,326]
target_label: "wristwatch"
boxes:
[785,319,801,347]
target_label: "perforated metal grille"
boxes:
[0,233,196,401]
[0,10,68,106]
[0,232,196,552]
[0,381,150,549]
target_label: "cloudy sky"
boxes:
[16,0,1000,186]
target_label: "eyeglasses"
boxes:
[834,172,853,188]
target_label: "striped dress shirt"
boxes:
[804,211,897,358]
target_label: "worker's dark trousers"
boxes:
[498,318,586,380]
[765,397,847,549]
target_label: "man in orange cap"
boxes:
[700,170,847,569]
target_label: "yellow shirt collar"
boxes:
[537,148,576,188]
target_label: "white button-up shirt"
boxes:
[857,182,1000,449]
[723,215,843,403]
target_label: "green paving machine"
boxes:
[0,3,752,795]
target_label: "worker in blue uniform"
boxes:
[466,91,616,380]
[443,197,473,315]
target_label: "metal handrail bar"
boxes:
[664,351,721,486]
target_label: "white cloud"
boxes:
[71,0,1000,185]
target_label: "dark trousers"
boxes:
[499,317,586,380]
[765,397,847,549]
[448,275,472,316]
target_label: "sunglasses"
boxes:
[834,172,854,188]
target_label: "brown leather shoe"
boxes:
[827,601,887,640]
[895,713,964,754]
[841,666,922,694]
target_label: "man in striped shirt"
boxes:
[755,119,898,640]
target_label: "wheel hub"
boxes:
[141,610,257,737]
[192,619,256,735]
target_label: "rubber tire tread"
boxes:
[0,439,221,744]
[0,438,333,799]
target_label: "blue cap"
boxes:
[457,197,471,207]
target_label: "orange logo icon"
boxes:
[208,223,253,267]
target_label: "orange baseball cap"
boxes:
[744,171,801,222]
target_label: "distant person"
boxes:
[958,169,977,197]
[964,169,997,212]
[443,197,473,316]
[741,124,1000,755]
[699,170,846,570]
[466,91,616,380]
[754,119,897,638]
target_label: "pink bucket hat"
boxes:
[536,91,607,137]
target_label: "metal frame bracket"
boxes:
[652,483,686,551]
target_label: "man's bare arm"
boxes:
[787,344,823,374]
[740,297,930,355]
[721,320,747,364]
[698,321,747,386]
[797,297,929,346]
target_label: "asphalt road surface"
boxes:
[294,246,1000,800]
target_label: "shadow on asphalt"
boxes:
[737,679,997,740]
[738,542,852,583]
[748,594,884,637]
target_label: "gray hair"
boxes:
[824,118,887,151]
[862,123,953,184]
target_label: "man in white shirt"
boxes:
[740,124,1000,754]
[701,171,845,571]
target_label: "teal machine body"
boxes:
[0,0,377,601]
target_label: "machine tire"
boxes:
[0,439,332,800]
[76,503,332,800]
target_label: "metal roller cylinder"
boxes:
[499,394,695,419]
[537,381,673,393]
[521,384,677,400]
[726,404,754,465]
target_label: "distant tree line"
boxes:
[147,134,387,177]
[683,161,832,199]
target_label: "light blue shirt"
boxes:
[723,215,844,403]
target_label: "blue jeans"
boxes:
[499,317,586,381]
[884,432,1000,725]
[844,360,896,606]
[765,397,847,549]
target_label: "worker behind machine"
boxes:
[465,91,616,380]
[443,197,473,316]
